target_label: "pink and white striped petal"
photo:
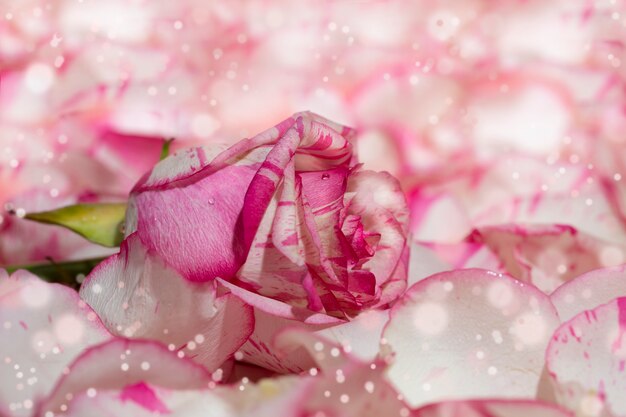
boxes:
[382,269,560,407]
[0,270,111,417]
[547,297,626,417]
[62,330,407,417]
[274,328,409,417]
[61,378,305,417]
[126,112,354,284]
[464,224,625,294]
[551,265,626,322]
[217,278,345,373]
[38,338,213,416]
[80,234,254,373]
[414,399,573,417]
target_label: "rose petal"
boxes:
[127,112,354,283]
[383,268,560,407]
[62,379,305,417]
[550,265,626,322]
[218,278,390,373]
[407,240,454,287]
[342,170,410,306]
[546,297,626,417]
[62,329,408,417]
[64,385,178,417]
[274,328,409,417]
[217,278,344,373]
[38,338,212,416]
[0,270,110,416]
[414,399,573,417]
[316,309,390,362]
[410,156,626,246]
[465,224,625,294]
[80,233,254,372]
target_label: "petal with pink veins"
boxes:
[342,170,410,307]
[217,278,344,373]
[274,328,409,417]
[37,338,213,416]
[414,399,573,417]
[62,329,408,417]
[218,278,393,374]
[409,157,626,247]
[0,270,111,416]
[547,297,626,417]
[61,376,310,417]
[382,269,560,407]
[551,265,626,322]
[126,112,354,284]
[465,224,625,294]
[80,233,254,372]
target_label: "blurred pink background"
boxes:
[2,0,626,267]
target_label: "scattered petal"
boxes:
[547,297,626,417]
[383,269,560,407]
[81,234,254,372]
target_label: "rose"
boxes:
[114,112,409,371]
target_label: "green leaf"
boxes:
[160,138,175,161]
[24,203,127,247]
[4,257,107,290]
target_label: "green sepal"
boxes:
[160,138,175,161]
[24,203,127,247]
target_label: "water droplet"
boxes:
[208,198,215,205]
[321,173,330,180]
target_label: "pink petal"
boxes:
[91,130,168,192]
[382,269,560,407]
[63,376,307,417]
[465,224,625,294]
[62,332,407,417]
[80,233,254,372]
[551,265,626,322]
[546,297,626,416]
[414,399,573,417]
[218,279,388,373]
[274,328,409,417]
[409,156,626,246]
[0,270,110,416]
[127,112,354,283]
[342,170,410,306]
[406,241,455,287]
[217,278,344,373]
[62,387,184,417]
[38,338,212,416]
[316,309,391,363]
